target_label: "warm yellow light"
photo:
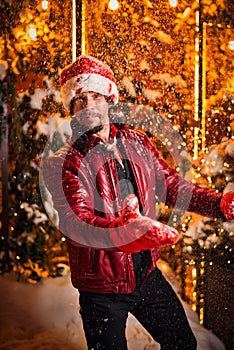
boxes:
[29,25,37,40]
[169,0,177,7]
[81,0,86,56]
[72,0,77,61]
[42,0,48,10]
[192,267,197,279]
[109,0,119,11]
[193,8,200,160]
[229,41,234,50]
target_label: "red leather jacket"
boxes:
[42,123,223,293]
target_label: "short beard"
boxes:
[70,118,103,139]
[85,124,103,136]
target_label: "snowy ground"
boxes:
[0,259,226,350]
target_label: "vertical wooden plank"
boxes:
[204,260,234,350]
[0,78,8,236]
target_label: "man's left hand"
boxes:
[220,192,234,221]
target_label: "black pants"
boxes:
[79,267,197,350]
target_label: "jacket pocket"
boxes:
[82,248,96,275]
[67,244,95,277]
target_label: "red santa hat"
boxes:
[60,55,118,112]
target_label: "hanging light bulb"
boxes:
[42,1,49,10]
[229,41,234,50]
[108,0,119,11]
[169,0,177,7]
[29,24,37,40]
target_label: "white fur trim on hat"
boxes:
[61,73,118,112]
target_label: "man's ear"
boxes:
[105,96,114,105]
[70,97,75,116]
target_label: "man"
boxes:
[42,55,234,350]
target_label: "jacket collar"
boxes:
[70,123,122,154]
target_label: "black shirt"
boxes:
[115,146,151,288]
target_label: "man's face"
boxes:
[72,92,109,132]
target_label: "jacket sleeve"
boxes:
[42,152,117,250]
[144,135,224,220]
